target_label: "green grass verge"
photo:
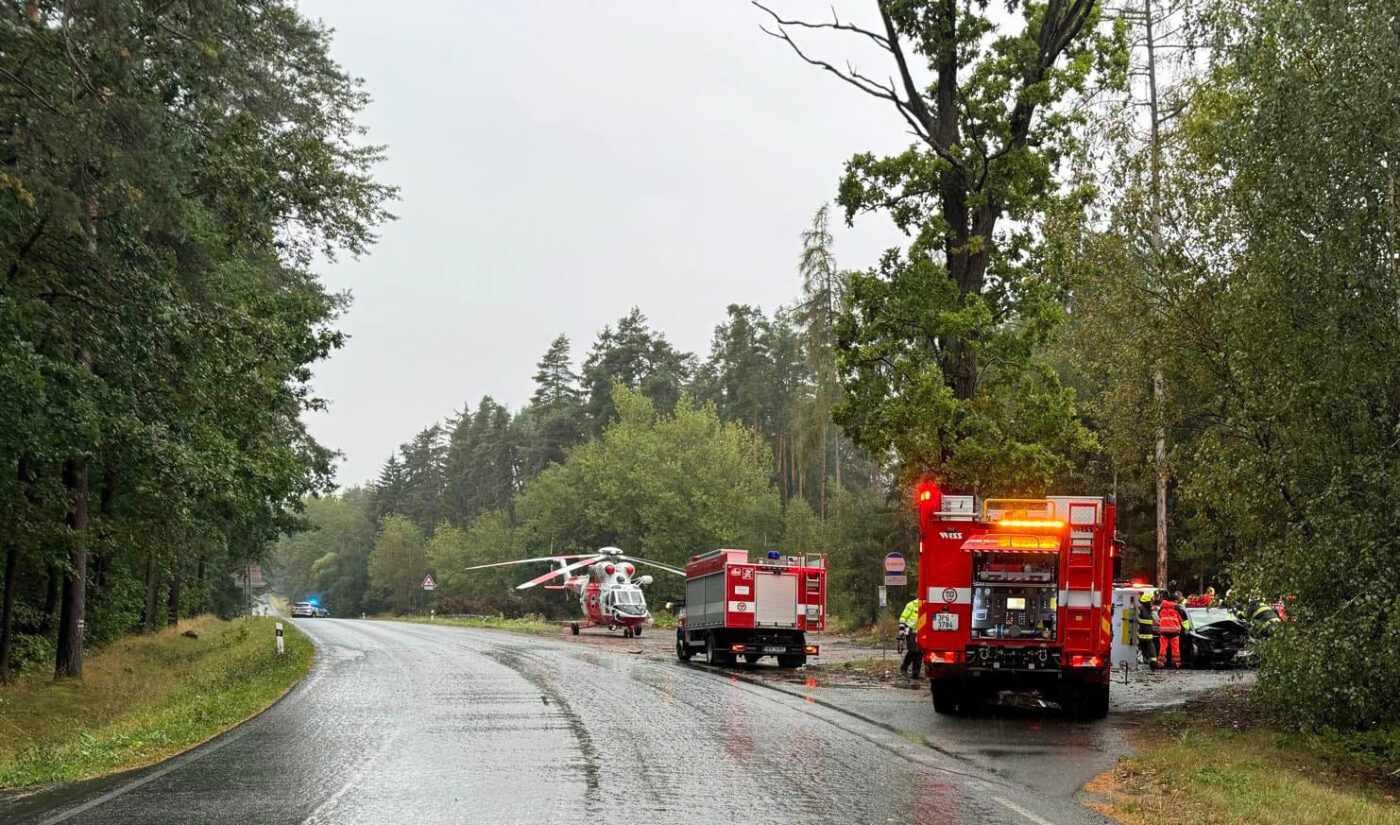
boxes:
[0,615,313,788]
[373,614,559,635]
[1090,719,1400,825]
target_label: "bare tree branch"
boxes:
[753,2,965,169]
[752,2,890,49]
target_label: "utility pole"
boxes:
[1144,0,1169,588]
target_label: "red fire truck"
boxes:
[675,549,825,668]
[915,484,1116,718]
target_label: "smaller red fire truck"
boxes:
[915,485,1116,718]
[675,549,825,668]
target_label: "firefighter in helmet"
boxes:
[1137,591,1158,669]
[1157,591,1184,668]
[899,597,923,678]
[1251,600,1283,636]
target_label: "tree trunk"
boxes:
[196,556,207,614]
[1,457,29,683]
[834,433,842,492]
[166,572,181,627]
[143,553,162,633]
[0,534,18,684]
[819,421,828,522]
[39,562,58,636]
[777,432,788,509]
[55,457,89,680]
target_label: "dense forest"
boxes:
[4,0,1398,737]
[0,2,394,681]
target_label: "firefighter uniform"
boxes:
[1157,597,1184,668]
[1252,602,1282,635]
[900,598,923,678]
[1136,592,1158,668]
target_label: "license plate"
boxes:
[932,613,959,631]
[764,646,787,653]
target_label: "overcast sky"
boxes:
[296,1,912,487]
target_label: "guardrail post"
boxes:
[275,621,285,655]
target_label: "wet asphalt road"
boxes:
[5,619,1126,825]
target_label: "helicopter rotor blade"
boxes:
[617,555,685,576]
[516,556,602,590]
[460,554,600,572]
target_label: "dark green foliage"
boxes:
[522,335,586,479]
[581,308,695,434]
[0,0,392,677]
[761,1,1123,491]
[1063,0,1400,730]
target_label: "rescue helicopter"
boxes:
[464,547,682,638]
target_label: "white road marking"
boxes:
[993,795,1059,825]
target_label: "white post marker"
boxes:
[275,622,285,655]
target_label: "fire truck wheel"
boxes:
[623,626,633,638]
[570,622,579,636]
[706,633,734,667]
[1072,684,1110,720]
[931,679,961,714]
[676,633,693,661]
[776,654,805,669]
[633,625,642,637]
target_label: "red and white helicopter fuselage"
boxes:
[466,546,682,639]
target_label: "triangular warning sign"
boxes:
[421,574,437,590]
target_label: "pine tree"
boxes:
[524,335,585,478]
[581,308,694,433]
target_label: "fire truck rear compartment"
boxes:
[971,551,1058,643]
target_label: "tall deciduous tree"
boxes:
[367,516,427,613]
[757,1,1121,491]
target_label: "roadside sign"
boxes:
[878,585,887,608]
[421,574,437,591]
[884,552,907,586]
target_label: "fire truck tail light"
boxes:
[1068,654,1104,668]
[731,644,748,653]
[804,645,819,655]
[926,650,962,664]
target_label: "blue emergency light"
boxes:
[766,551,781,560]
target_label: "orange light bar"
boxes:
[995,519,1065,529]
